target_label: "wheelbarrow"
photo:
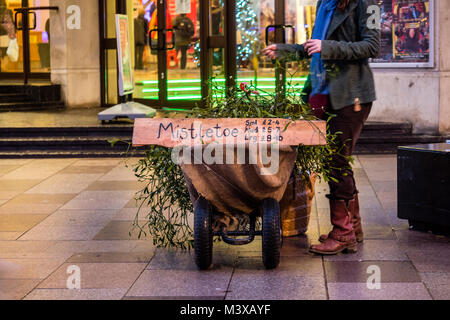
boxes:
[132,118,327,270]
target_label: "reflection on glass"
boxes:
[236,0,276,95]
[30,0,51,72]
[285,0,318,89]
[132,0,202,101]
[132,0,158,99]
[167,0,201,101]
[0,0,22,73]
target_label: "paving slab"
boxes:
[36,209,118,227]
[227,272,326,300]
[405,244,450,273]
[0,194,77,215]
[71,159,123,167]
[85,180,143,191]
[0,179,43,200]
[420,272,450,300]
[99,164,139,181]
[0,258,66,279]
[235,256,324,277]
[327,282,432,300]
[0,279,41,300]
[1,159,76,180]
[25,174,103,194]
[38,263,147,289]
[66,251,154,264]
[60,190,136,210]
[24,288,128,300]
[112,207,141,221]
[0,232,23,240]
[58,165,116,175]
[0,240,55,258]
[148,248,235,270]
[93,221,151,240]
[0,165,21,177]
[44,240,141,255]
[0,214,47,232]
[19,224,104,241]
[324,261,421,283]
[127,269,232,299]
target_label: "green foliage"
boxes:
[131,147,194,249]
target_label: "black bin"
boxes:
[398,143,450,231]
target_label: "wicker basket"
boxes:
[280,172,316,237]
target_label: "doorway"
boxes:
[0,0,55,84]
[100,0,318,109]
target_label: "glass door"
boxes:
[284,0,318,96]
[131,0,203,108]
[0,0,51,83]
[236,0,276,96]
[0,0,24,76]
[166,0,201,102]
[235,0,317,100]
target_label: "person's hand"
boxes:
[304,39,322,55]
[261,44,278,60]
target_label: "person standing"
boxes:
[172,13,194,70]
[263,0,380,255]
[134,8,149,70]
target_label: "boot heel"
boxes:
[344,243,357,254]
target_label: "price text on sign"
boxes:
[132,118,327,148]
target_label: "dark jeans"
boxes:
[135,44,145,70]
[327,102,372,201]
[176,46,188,70]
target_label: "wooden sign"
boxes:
[132,118,327,148]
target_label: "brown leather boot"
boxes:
[318,194,364,243]
[310,199,357,255]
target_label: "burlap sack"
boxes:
[182,144,297,231]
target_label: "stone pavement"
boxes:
[0,155,449,300]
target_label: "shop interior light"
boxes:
[139,77,307,85]
[143,91,305,101]
[143,84,304,93]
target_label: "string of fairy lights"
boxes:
[193,0,259,66]
[236,0,259,64]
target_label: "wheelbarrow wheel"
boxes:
[194,197,213,270]
[261,198,282,269]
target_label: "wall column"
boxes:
[438,0,450,134]
[49,0,101,108]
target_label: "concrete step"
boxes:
[0,93,33,103]
[0,84,63,111]
[0,101,65,112]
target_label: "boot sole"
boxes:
[309,245,358,255]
